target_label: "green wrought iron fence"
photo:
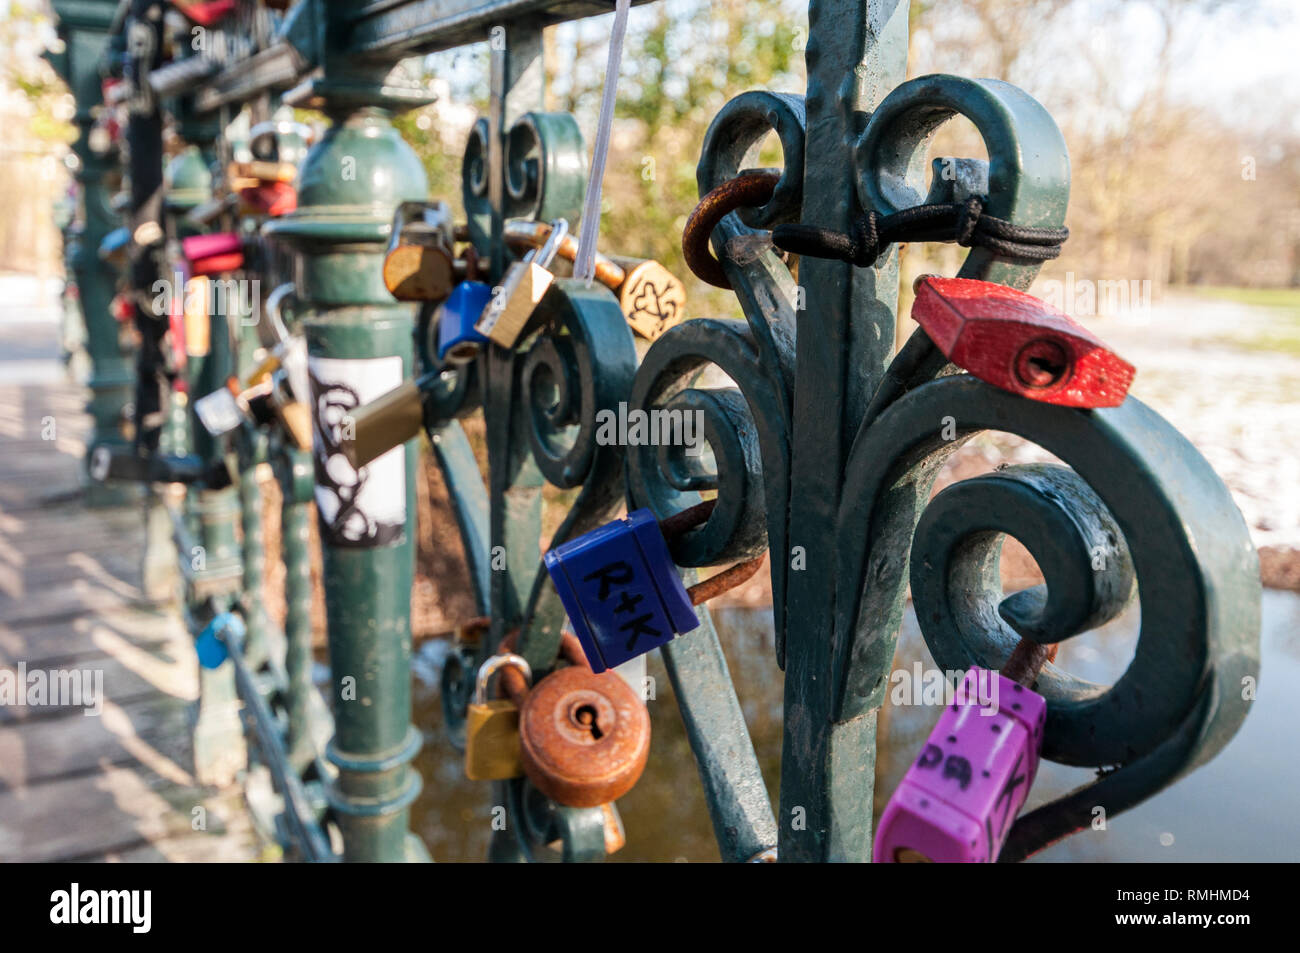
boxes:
[48,0,1261,863]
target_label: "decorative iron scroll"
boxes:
[97,0,1260,863]
[425,64,1259,861]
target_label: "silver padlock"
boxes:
[192,283,312,450]
[474,218,569,348]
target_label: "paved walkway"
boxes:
[0,311,259,862]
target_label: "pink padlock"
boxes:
[873,667,1046,863]
[182,232,244,276]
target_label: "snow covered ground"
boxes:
[945,292,1300,553]
[1102,293,1300,551]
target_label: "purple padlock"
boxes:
[873,667,1046,863]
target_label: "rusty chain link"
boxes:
[681,170,781,289]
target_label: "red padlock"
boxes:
[172,0,236,27]
[239,181,297,217]
[912,277,1135,408]
[110,293,133,323]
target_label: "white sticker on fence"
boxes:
[308,354,406,548]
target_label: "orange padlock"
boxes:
[496,632,651,809]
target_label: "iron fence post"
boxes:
[266,66,430,859]
[778,0,909,862]
[275,442,318,769]
[49,1,137,506]
[159,138,249,785]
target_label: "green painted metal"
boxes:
[775,0,909,863]
[275,443,318,770]
[72,0,1262,864]
[164,146,214,213]
[238,434,271,665]
[48,1,136,506]
[266,92,428,860]
[188,305,247,785]
[660,609,778,861]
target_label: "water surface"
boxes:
[410,590,1300,862]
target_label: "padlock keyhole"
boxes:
[1027,354,1064,380]
[574,704,604,740]
[1014,339,1071,389]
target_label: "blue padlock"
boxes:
[437,281,492,364]
[543,508,699,673]
[195,612,244,670]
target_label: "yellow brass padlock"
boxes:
[464,653,533,781]
[341,378,425,470]
[182,275,211,356]
[277,400,313,452]
[474,218,568,348]
[383,201,457,302]
[227,159,297,184]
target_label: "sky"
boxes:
[8,0,1298,138]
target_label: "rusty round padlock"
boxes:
[518,664,651,808]
[495,630,651,808]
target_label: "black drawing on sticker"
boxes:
[310,368,404,548]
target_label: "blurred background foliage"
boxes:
[0,1,76,276]
[398,0,1300,322]
[4,0,1299,317]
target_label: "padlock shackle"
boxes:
[1001,637,1059,687]
[265,282,296,345]
[504,220,626,289]
[656,497,767,606]
[532,218,569,271]
[475,653,533,705]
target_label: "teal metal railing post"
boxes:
[272,441,318,769]
[48,1,137,506]
[161,139,247,785]
[230,272,272,669]
[265,25,432,858]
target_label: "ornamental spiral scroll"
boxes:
[834,76,1257,857]
[425,68,1259,861]
[832,375,1260,860]
[624,72,1259,860]
[461,112,588,248]
[626,90,806,637]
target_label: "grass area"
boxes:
[1225,331,1300,356]
[1178,286,1300,356]
[1183,286,1300,314]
